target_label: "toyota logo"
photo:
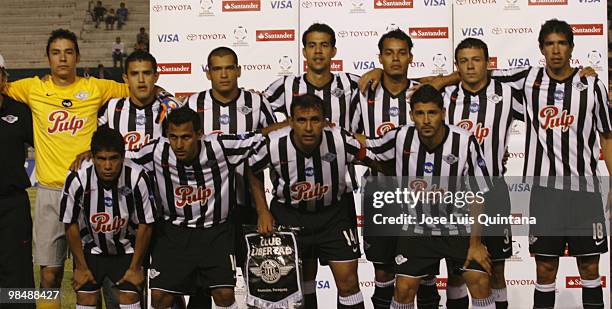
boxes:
[491,27,502,35]
[152,5,162,11]
[301,1,313,8]
[338,31,348,38]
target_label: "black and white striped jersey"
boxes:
[443,79,523,176]
[365,125,491,235]
[128,132,264,228]
[98,97,164,151]
[492,67,612,191]
[264,73,360,131]
[59,160,155,255]
[249,126,365,211]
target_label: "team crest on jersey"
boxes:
[236,133,249,140]
[423,162,434,174]
[469,102,479,113]
[239,105,252,115]
[573,82,587,92]
[487,94,502,104]
[119,186,132,196]
[219,114,230,125]
[443,154,458,165]
[174,185,214,208]
[331,88,345,98]
[376,122,396,136]
[90,212,127,233]
[1,115,18,123]
[388,107,400,117]
[290,181,329,202]
[75,91,90,100]
[321,153,336,162]
[185,171,196,181]
[304,167,315,176]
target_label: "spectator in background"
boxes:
[105,8,116,30]
[133,41,146,53]
[136,27,149,51]
[93,1,106,28]
[97,63,109,79]
[116,2,128,30]
[112,37,125,69]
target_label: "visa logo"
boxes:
[271,0,293,8]
[461,27,484,36]
[157,34,179,42]
[507,58,530,67]
[424,0,446,6]
[508,183,531,192]
[353,61,376,70]
[316,280,331,289]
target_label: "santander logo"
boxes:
[124,131,153,151]
[457,119,489,144]
[290,181,329,201]
[90,213,127,233]
[174,185,213,208]
[47,110,86,135]
[539,106,574,132]
[256,30,295,41]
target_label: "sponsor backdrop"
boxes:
[148,0,609,308]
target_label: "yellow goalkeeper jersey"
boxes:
[5,76,129,188]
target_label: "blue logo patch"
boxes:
[305,167,315,176]
[424,162,434,174]
[469,102,479,113]
[389,107,400,117]
[219,114,230,125]
[104,197,113,208]
[554,89,564,101]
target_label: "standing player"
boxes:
[60,127,155,309]
[491,19,612,309]
[248,94,367,309]
[363,85,495,309]
[127,107,264,309]
[352,29,441,309]
[185,46,277,308]
[1,29,131,309]
[0,54,35,309]
[443,38,523,309]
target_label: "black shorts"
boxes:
[482,178,512,261]
[529,186,608,256]
[79,254,138,293]
[364,235,397,265]
[394,236,485,277]
[149,221,236,294]
[270,194,360,265]
[232,204,258,269]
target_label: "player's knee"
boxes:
[211,287,235,307]
[535,257,559,283]
[393,277,418,303]
[335,274,360,296]
[40,267,63,288]
[119,291,140,305]
[151,290,174,308]
[464,272,490,299]
[577,257,600,279]
[76,291,98,306]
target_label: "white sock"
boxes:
[119,302,140,309]
[535,281,556,292]
[76,306,96,309]
[581,277,602,288]
[339,291,364,305]
[492,288,507,302]
[375,278,395,287]
[390,297,414,309]
[472,295,495,309]
[446,283,468,299]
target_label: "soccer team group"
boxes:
[1,17,610,309]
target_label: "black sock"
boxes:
[187,291,211,309]
[582,286,604,309]
[305,293,318,309]
[371,281,394,309]
[416,281,440,309]
[495,301,508,309]
[533,283,555,309]
[446,296,469,309]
